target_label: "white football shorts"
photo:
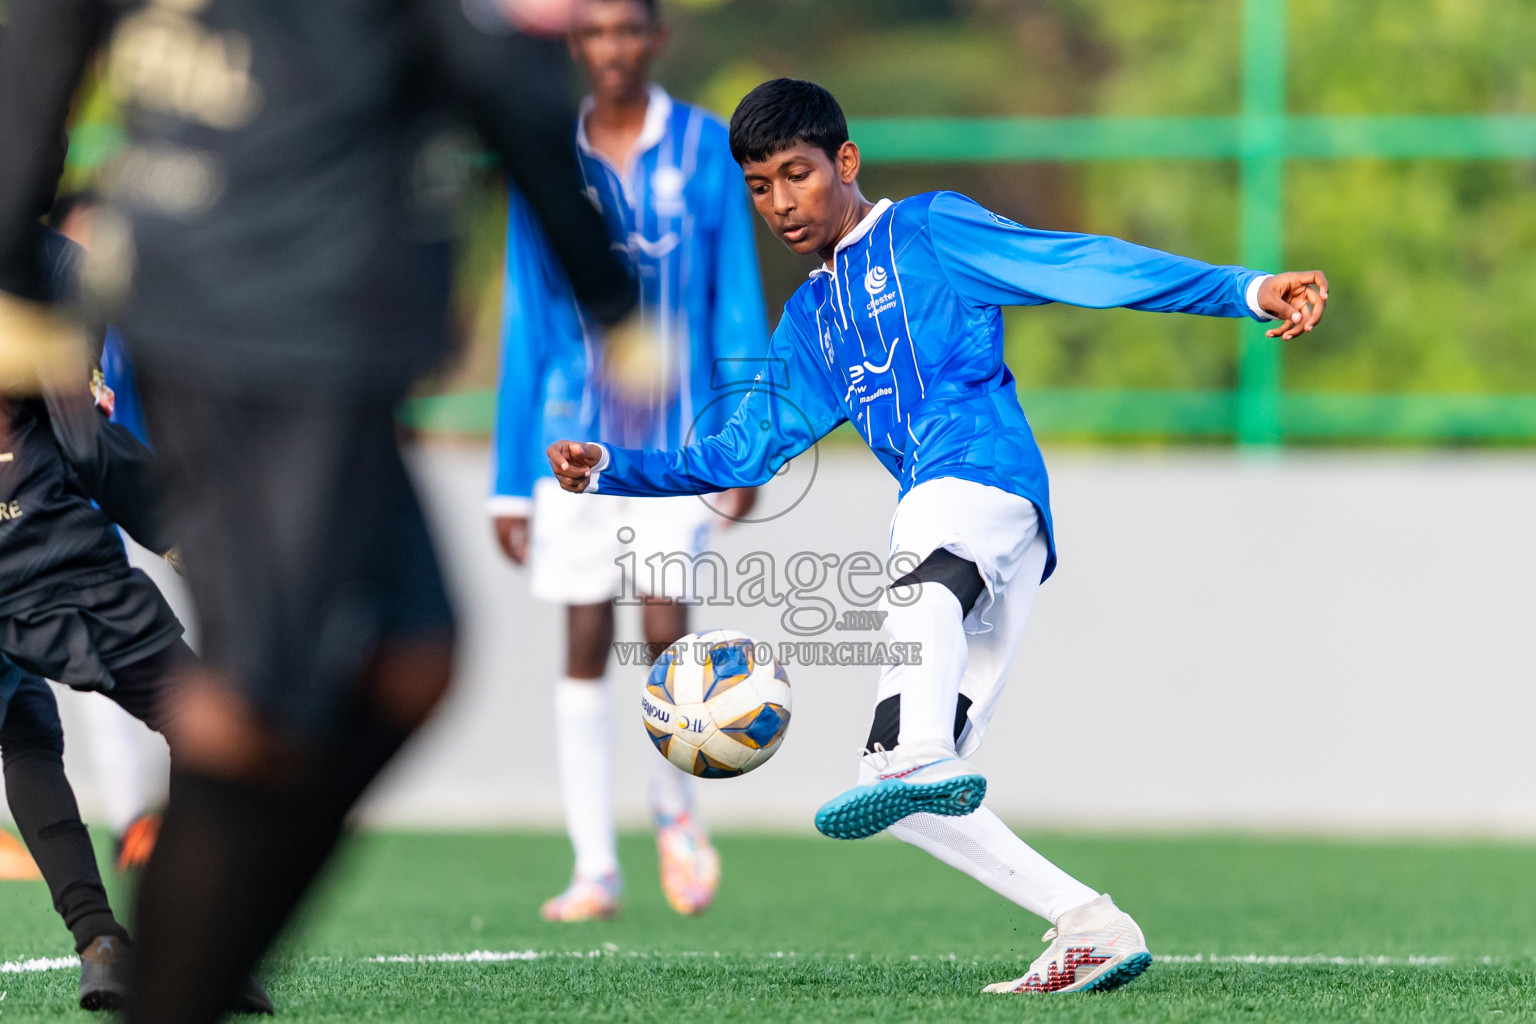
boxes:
[877,476,1051,757]
[527,476,715,605]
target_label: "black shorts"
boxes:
[0,569,183,692]
[136,381,455,739]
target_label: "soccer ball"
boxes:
[641,629,792,778]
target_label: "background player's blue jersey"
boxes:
[490,87,768,512]
[590,191,1274,580]
[99,328,150,445]
[96,328,152,562]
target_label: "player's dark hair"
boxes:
[729,78,849,167]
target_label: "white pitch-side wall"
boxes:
[44,443,1536,836]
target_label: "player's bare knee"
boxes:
[163,673,288,782]
[565,602,614,678]
[362,633,455,731]
[640,597,688,663]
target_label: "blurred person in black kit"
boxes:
[0,1,635,1021]
[0,86,273,1012]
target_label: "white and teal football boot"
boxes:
[813,742,986,840]
[984,895,1152,994]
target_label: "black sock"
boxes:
[127,705,411,1024]
[1,697,128,953]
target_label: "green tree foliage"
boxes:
[659,0,1536,397]
[50,0,1535,403]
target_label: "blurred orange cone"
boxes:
[0,829,41,881]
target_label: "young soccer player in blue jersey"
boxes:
[550,78,1329,994]
[490,0,769,921]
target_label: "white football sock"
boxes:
[889,808,1100,924]
[649,762,694,822]
[74,691,150,833]
[883,584,969,754]
[553,676,619,880]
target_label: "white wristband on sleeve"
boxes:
[1246,275,1277,321]
[486,495,534,518]
[588,444,611,493]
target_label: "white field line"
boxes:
[360,949,1477,967]
[4,949,1505,976]
[0,956,76,974]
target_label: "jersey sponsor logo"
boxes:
[0,500,24,521]
[861,338,901,376]
[628,231,681,260]
[651,166,687,217]
[846,336,906,403]
[864,266,898,315]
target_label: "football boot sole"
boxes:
[814,774,986,840]
[1076,951,1153,993]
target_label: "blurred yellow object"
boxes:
[0,829,42,881]
[0,293,89,396]
[602,313,674,404]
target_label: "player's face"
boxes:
[741,141,862,259]
[570,0,661,104]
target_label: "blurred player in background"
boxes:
[0,202,162,888]
[0,1,633,1021]
[491,0,768,922]
[549,78,1328,997]
[51,189,165,874]
[0,162,270,1011]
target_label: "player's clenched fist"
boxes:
[546,440,604,493]
[1256,270,1330,340]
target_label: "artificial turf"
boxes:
[1,830,1534,1021]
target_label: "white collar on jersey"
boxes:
[811,198,894,277]
[576,84,674,177]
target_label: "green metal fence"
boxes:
[405,0,1536,443]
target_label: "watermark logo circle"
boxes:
[683,389,819,525]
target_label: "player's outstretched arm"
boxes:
[549,312,846,499]
[1255,271,1330,340]
[544,383,821,498]
[926,192,1323,327]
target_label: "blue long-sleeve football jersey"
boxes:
[490,87,768,513]
[590,191,1273,580]
[99,328,151,444]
